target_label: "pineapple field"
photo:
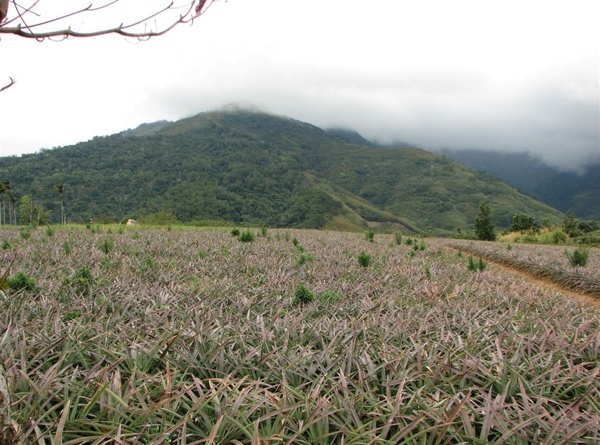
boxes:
[1,226,599,444]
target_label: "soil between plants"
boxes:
[449,246,600,311]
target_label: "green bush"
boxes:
[292,282,315,306]
[393,231,402,245]
[551,230,568,244]
[510,213,539,233]
[230,228,241,237]
[238,230,255,243]
[565,248,589,267]
[364,229,375,243]
[357,251,372,268]
[296,253,315,266]
[320,290,342,302]
[575,230,600,246]
[98,238,114,254]
[8,271,36,291]
[534,229,568,244]
[467,256,486,272]
[70,265,94,294]
[137,211,180,225]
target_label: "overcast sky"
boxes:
[1,0,598,172]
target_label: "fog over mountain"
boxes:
[439,148,600,221]
[1,1,597,174]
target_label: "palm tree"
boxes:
[8,193,16,225]
[54,183,66,225]
[0,181,9,225]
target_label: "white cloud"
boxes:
[1,0,598,171]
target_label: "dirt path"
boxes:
[490,259,600,310]
[446,245,600,311]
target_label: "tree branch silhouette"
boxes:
[0,0,217,40]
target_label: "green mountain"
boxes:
[0,110,563,234]
[440,149,600,222]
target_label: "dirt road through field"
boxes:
[445,245,600,311]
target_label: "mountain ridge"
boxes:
[440,148,600,222]
[1,110,564,234]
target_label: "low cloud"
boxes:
[152,54,599,172]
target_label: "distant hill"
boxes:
[0,110,563,234]
[440,149,600,222]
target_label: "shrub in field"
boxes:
[1,240,10,250]
[565,248,589,267]
[19,228,31,240]
[7,271,36,291]
[357,251,372,267]
[70,265,94,294]
[238,230,255,243]
[260,226,268,237]
[45,226,55,237]
[97,238,114,254]
[230,228,241,237]
[292,282,315,306]
[467,255,486,272]
[364,229,375,243]
[296,253,315,266]
[319,290,342,302]
[393,231,402,245]
[412,241,426,251]
[100,255,114,269]
[62,240,72,255]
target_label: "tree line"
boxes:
[0,180,66,226]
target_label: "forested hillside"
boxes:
[1,110,563,234]
[441,149,600,222]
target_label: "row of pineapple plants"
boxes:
[447,239,600,297]
[1,226,598,443]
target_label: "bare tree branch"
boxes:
[0,0,8,23]
[0,77,15,92]
[0,1,218,40]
